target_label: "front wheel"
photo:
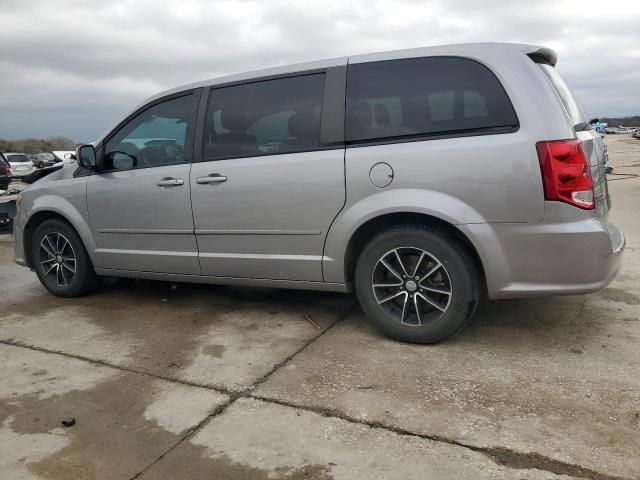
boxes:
[355,226,480,344]
[32,219,97,297]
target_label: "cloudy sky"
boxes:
[1,0,639,142]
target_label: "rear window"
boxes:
[7,154,31,163]
[538,64,587,129]
[345,56,518,143]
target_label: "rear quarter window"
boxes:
[345,56,518,143]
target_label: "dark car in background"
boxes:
[0,155,10,191]
[32,152,58,168]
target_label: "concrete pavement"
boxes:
[0,135,638,479]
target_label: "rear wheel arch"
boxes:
[343,212,486,295]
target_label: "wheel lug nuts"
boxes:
[415,276,419,280]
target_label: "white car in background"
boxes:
[52,150,77,165]
[1,152,35,178]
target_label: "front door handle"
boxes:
[196,174,227,184]
[156,177,184,187]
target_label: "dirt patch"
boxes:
[599,287,640,305]
[203,344,226,358]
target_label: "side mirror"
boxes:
[64,152,75,160]
[77,145,96,169]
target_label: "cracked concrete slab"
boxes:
[0,273,354,390]
[252,139,640,479]
[255,265,640,479]
[0,135,637,479]
[140,397,577,480]
[0,343,228,480]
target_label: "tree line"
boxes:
[0,137,76,154]
[599,116,640,128]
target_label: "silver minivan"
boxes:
[13,43,624,343]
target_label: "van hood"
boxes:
[21,162,78,184]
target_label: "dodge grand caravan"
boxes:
[13,43,624,343]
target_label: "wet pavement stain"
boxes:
[0,373,191,480]
[144,450,334,480]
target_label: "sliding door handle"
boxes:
[196,174,227,184]
[156,178,184,187]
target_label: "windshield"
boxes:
[7,154,31,163]
[538,64,588,129]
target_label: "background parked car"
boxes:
[633,129,640,139]
[32,152,58,168]
[0,152,35,178]
[52,150,76,165]
[0,155,11,191]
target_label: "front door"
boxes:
[190,73,345,281]
[87,92,201,275]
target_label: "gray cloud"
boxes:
[1,0,639,141]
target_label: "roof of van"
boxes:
[153,42,553,102]
[97,42,555,144]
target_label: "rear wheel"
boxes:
[32,219,96,297]
[354,226,479,343]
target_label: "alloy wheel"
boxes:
[371,247,452,326]
[39,232,77,287]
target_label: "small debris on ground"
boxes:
[304,314,321,330]
[61,417,76,427]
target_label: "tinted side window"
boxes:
[346,57,518,143]
[202,74,325,160]
[104,93,196,171]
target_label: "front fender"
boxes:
[322,188,490,283]
[23,194,99,268]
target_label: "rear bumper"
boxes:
[10,171,33,178]
[464,214,625,299]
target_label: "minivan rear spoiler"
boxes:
[527,47,557,67]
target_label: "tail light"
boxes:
[3,163,9,175]
[536,139,594,210]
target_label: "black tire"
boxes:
[38,162,44,168]
[354,226,480,344]
[31,219,97,297]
